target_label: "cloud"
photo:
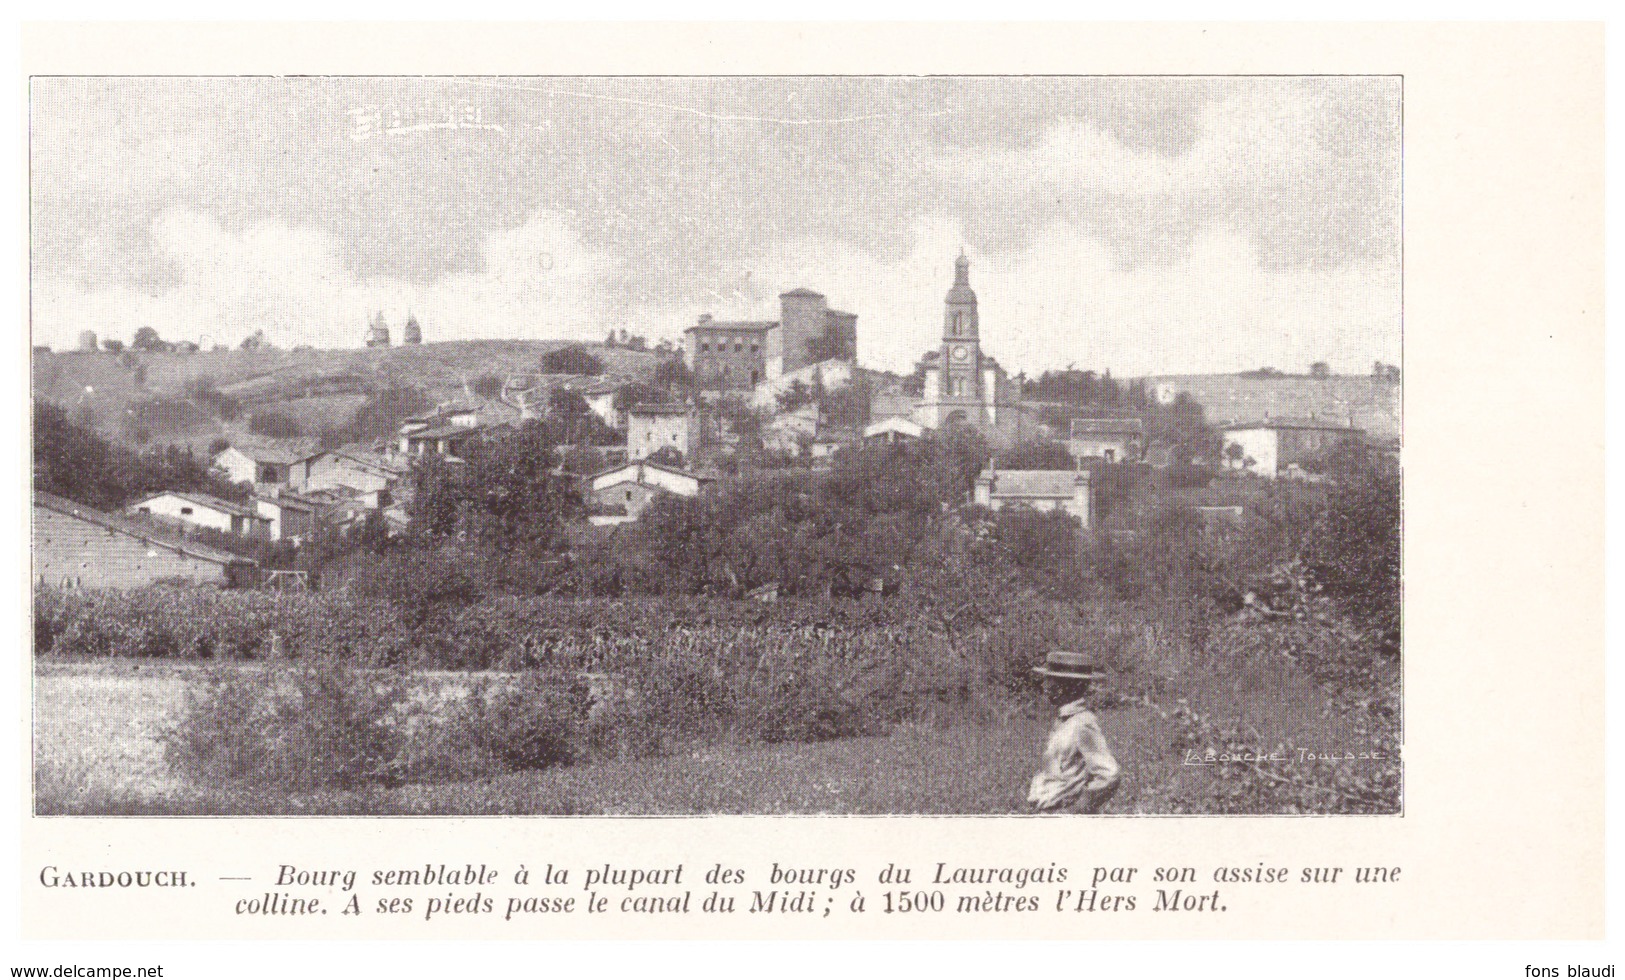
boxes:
[641,215,1400,377]
[32,210,624,351]
[29,77,1401,373]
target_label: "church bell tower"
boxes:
[941,250,982,401]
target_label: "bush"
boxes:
[410,672,585,780]
[1308,466,1400,645]
[163,659,406,792]
[163,658,591,792]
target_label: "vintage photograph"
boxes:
[29,75,1401,816]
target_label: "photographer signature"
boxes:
[1182,748,1388,766]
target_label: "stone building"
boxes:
[584,460,712,522]
[213,439,323,492]
[684,288,858,391]
[402,313,422,345]
[626,403,699,462]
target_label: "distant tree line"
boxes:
[33,401,242,512]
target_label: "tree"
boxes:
[132,326,167,351]
[333,385,433,446]
[100,339,125,354]
[653,358,694,394]
[1310,361,1331,378]
[549,389,589,417]
[995,439,1075,470]
[1307,455,1400,645]
[240,330,265,351]
[541,346,604,375]
[1222,441,1254,471]
[463,422,574,546]
[471,373,504,400]
[33,401,241,511]
[560,444,607,475]
[613,381,664,413]
[776,380,814,413]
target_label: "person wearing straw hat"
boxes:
[1028,650,1121,814]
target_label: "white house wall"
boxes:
[1222,428,1280,476]
[134,494,237,534]
[214,447,258,486]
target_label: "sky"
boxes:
[29,75,1400,376]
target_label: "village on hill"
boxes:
[30,73,1404,819]
[32,251,1401,592]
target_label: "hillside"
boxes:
[30,340,665,451]
[1148,373,1402,441]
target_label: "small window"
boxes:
[180,507,193,516]
[625,490,633,502]
[734,340,743,353]
[700,341,710,352]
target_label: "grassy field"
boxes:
[33,659,1203,816]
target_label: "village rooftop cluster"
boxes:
[33,254,1397,591]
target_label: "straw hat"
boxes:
[1032,650,1107,681]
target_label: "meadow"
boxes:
[33,584,1396,818]
[33,658,1197,816]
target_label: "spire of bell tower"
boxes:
[946,250,977,307]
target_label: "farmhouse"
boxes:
[126,491,271,539]
[1219,417,1364,478]
[398,422,492,459]
[393,400,520,460]
[584,460,712,521]
[35,491,258,589]
[252,490,324,543]
[214,438,323,492]
[1069,417,1145,463]
[627,403,698,462]
[972,468,1093,526]
[306,448,406,498]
